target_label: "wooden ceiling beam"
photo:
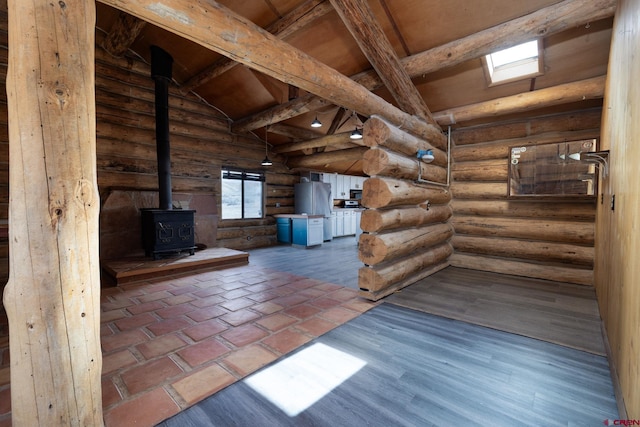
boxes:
[98,0,445,145]
[101,11,147,57]
[180,0,333,93]
[273,132,356,154]
[330,0,438,127]
[287,146,368,170]
[433,76,606,126]
[232,0,615,132]
[268,123,321,140]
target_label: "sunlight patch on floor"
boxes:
[245,343,367,416]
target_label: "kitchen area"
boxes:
[275,172,366,248]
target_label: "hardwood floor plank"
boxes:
[158,304,618,427]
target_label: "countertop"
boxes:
[274,214,324,219]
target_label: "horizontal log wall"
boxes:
[359,117,453,300]
[450,109,600,285]
[94,48,296,256]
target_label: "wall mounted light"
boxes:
[417,149,434,163]
[311,116,322,128]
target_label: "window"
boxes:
[483,40,543,85]
[221,169,265,219]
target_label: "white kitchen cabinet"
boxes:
[350,175,366,190]
[343,210,356,235]
[323,173,338,200]
[335,210,345,236]
[336,174,349,199]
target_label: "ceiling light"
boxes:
[350,127,363,140]
[261,126,272,166]
[311,116,322,128]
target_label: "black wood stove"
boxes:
[141,46,196,259]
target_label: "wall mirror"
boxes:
[508,139,598,198]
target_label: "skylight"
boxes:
[484,40,542,85]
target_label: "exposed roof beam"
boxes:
[273,132,356,154]
[180,0,333,93]
[287,147,368,171]
[101,11,147,57]
[97,0,445,146]
[433,76,606,126]
[330,0,438,126]
[232,0,615,132]
[268,123,322,140]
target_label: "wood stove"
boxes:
[141,46,196,259]
[141,209,196,259]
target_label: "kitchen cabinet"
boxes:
[322,173,338,200]
[332,209,362,237]
[336,174,349,199]
[292,216,323,247]
[321,172,366,200]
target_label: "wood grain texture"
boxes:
[387,266,604,355]
[159,303,618,426]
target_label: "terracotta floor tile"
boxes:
[219,308,261,326]
[190,294,225,308]
[312,283,343,292]
[101,323,115,338]
[239,276,267,285]
[101,298,134,312]
[221,324,268,347]
[262,328,311,354]
[127,301,164,315]
[221,288,252,300]
[297,288,327,299]
[163,294,195,306]
[103,387,180,427]
[136,334,187,360]
[251,301,284,315]
[114,312,156,331]
[219,297,255,312]
[155,304,194,319]
[341,298,379,313]
[319,307,360,324]
[271,286,297,296]
[328,288,360,301]
[121,356,183,395]
[138,290,173,303]
[244,290,279,303]
[178,339,231,368]
[101,329,149,353]
[221,345,278,377]
[167,284,200,296]
[101,377,122,409]
[0,387,10,415]
[310,297,342,309]
[147,317,192,337]
[284,304,322,319]
[0,367,9,387]
[256,313,297,332]
[296,317,338,337]
[166,276,201,286]
[102,349,138,375]
[172,364,236,407]
[101,309,127,323]
[183,319,228,342]
[288,278,323,289]
[192,286,225,298]
[244,283,273,293]
[186,305,229,322]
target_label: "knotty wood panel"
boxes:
[450,110,599,286]
[595,0,640,418]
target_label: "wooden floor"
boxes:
[158,303,618,426]
[386,267,605,355]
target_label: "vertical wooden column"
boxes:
[3,0,103,425]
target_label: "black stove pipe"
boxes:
[151,45,173,210]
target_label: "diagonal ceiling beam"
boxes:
[180,0,333,93]
[232,0,615,132]
[101,11,147,57]
[97,0,445,146]
[330,0,438,127]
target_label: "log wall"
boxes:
[0,28,297,290]
[595,0,640,418]
[449,109,601,286]
[358,116,453,300]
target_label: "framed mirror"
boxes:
[508,139,598,198]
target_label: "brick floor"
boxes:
[0,263,377,426]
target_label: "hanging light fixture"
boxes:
[311,115,322,128]
[261,126,272,166]
[349,110,363,139]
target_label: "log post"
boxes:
[3,0,103,425]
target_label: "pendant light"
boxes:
[311,115,322,128]
[261,126,272,166]
[349,110,363,139]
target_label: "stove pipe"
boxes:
[151,45,173,210]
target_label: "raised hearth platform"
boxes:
[102,248,249,285]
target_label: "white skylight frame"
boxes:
[483,40,544,86]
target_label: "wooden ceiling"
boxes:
[95,0,614,174]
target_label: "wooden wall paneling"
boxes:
[595,0,640,418]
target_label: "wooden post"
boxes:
[3,0,103,425]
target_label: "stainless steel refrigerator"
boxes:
[294,182,333,241]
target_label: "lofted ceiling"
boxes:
[94,0,614,175]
